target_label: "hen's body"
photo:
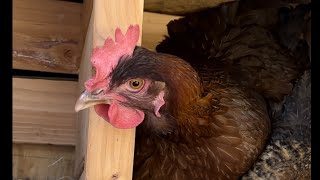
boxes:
[133,1,310,180]
[133,48,271,179]
[75,1,310,179]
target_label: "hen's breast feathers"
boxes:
[181,82,271,179]
[134,66,271,179]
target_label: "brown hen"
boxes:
[75,1,310,180]
[152,2,310,179]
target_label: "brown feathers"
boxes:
[134,68,271,179]
[132,1,310,180]
[74,1,310,179]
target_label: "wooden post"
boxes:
[76,0,144,179]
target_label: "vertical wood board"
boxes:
[77,0,144,179]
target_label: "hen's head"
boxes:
[75,25,201,131]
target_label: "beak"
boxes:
[75,90,112,112]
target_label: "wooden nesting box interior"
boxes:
[13,0,235,179]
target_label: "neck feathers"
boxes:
[154,52,203,117]
[132,48,203,135]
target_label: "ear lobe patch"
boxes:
[153,90,165,117]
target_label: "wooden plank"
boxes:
[13,0,179,74]
[13,78,77,145]
[13,0,82,74]
[74,0,94,176]
[76,0,144,179]
[144,0,236,15]
[81,10,180,51]
[74,9,94,179]
[79,0,93,55]
[142,12,181,50]
[13,143,75,180]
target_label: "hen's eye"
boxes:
[128,79,144,91]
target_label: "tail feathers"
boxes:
[156,2,310,103]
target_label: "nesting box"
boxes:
[13,0,312,179]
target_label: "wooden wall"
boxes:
[13,144,75,180]
[13,0,82,74]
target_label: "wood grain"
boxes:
[74,7,93,178]
[144,0,236,15]
[13,0,82,74]
[13,0,179,74]
[142,12,181,50]
[13,143,75,180]
[13,78,77,145]
[79,0,93,54]
[76,0,144,179]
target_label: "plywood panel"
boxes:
[80,0,94,52]
[142,12,180,50]
[13,0,179,74]
[13,144,75,180]
[144,0,235,15]
[74,9,93,179]
[13,78,77,145]
[13,0,82,74]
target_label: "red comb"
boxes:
[84,24,140,92]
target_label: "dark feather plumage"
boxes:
[131,1,310,179]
